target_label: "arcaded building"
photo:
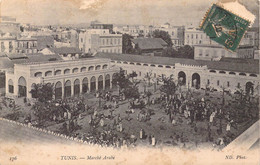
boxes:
[96,53,259,95]
[5,57,119,99]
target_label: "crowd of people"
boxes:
[0,85,258,149]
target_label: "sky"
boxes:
[0,0,259,27]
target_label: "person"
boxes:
[148,135,152,144]
[151,135,156,146]
[140,129,143,139]
[100,118,104,127]
[67,111,72,120]
[226,122,231,132]
[64,111,68,119]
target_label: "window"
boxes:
[191,34,193,39]
[217,80,220,86]
[196,34,198,39]
[207,79,210,85]
[237,83,240,88]
[154,73,156,78]
[227,81,230,87]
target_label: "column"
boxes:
[103,74,106,90]
[14,80,18,97]
[87,80,91,93]
[27,83,32,99]
[96,80,98,91]
[62,80,65,99]
[71,83,74,96]
[79,82,82,94]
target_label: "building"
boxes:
[5,57,119,99]
[96,53,259,95]
[185,27,258,48]
[184,28,212,46]
[50,47,83,60]
[16,37,38,54]
[0,33,16,53]
[194,45,255,61]
[32,35,54,51]
[79,29,122,54]
[131,38,168,56]
[114,25,154,38]
[90,21,113,33]
[0,16,21,37]
[157,23,185,47]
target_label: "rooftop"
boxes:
[0,53,63,70]
[95,53,259,74]
[131,38,168,50]
[51,47,82,54]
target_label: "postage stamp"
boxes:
[200,3,250,52]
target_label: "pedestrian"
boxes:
[100,118,104,127]
[140,129,143,139]
[151,135,156,146]
[226,122,231,132]
[148,135,152,144]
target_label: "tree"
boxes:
[145,90,152,106]
[177,45,194,59]
[157,74,177,98]
[152,30,173,47]
[30,83,54,103]
[144,71,153,86]
[162,47,178,57]
[112,68,132,95]
[122,34,134,54]
[128,71,138,82]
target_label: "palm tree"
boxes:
[112,68,131,95]
[30,83,54,103]
[157,74,177,99]
[144,71,153,86]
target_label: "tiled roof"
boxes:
[131,38,167,50]
[0,53,63,70]
[6,53,27,59]
[95,53,259,74]
[32,35,54,50]
[52,47,82,54]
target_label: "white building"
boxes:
[194,45,255,61]
[6,57,119,99]
[79,29,122,54]
[96,53,259,95]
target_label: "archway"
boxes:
[8,79,14,94]
[82,77,88,93]
[112,73,117,89]
[105,74,110,90]
[90,76,96,92]
[55,81,62,100]
[18,76,27,97]
[245,82,254,95]
[178,71,186,86]
[98,75,103,91]
[192,73,200,89]
[64,80,71,98]
[74,79,80,96]
[31,83,36,98]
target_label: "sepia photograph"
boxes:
[0,0,259,164]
